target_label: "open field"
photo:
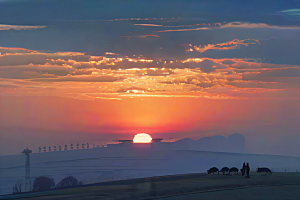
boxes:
[156,185,300,200]
[1,172,300,200]
[1,148,300,196]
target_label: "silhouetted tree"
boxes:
[33,176,55,191]
[56,176,79,188]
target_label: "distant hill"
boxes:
[171,133,245,153]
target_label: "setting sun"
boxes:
[133,133,152,143]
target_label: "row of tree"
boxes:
[38,143,95,152]
[13,176,83,193]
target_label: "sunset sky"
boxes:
[0,0,299,156]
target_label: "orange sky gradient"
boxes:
[0,41,299,156]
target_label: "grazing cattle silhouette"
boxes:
[229,167,239,175]
[256,167,272,176]
[207,167,219,176]
[220,167,230,175]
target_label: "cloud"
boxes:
[0,24,46,30]
[0,81,18,88]
[0,64,73,79]
[193,38,260,53]
[140,34,160,38]
[0,54,48,66]
[134,24,163,27]
[155,21,300,33]
[0,46,298,100]
[156,27,210,32]
[116,86,151,93]
[221,60,236,65]
[197,59,228,73]
[134,23,208,28]
[0,48,90,67]
[104,17,175,22]
[219,22,300,29]
[242,67,300,80]
[278,9,300,15]
[0,46,38,54]
[32,75,120,82]
[227,80,283,89]
[119,33,161,40]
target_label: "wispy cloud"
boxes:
[219,22,300,29]
[0,24,46,30]
[104,17,176,21]
[193,38,260,53]
[155,21,300,33]
[278,9,300,15]
[119,33,161,40]
[134,24,163,27]
[156,27,210,32]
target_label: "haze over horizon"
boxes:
[0,0,299,157]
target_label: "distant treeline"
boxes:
[38,143,106,152]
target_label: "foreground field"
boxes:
[2,148,300,196]
[1,172,300,200]
[158,185,300,200]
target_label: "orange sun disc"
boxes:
[133,133,152,143]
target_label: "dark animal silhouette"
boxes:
[241,162,246,176]
[229,167,239,175]
[220,167,230,175]
[256,167,272,176]
[207,167,219,176]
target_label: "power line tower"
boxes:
[22,148,32,192]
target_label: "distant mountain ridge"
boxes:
[171,133,245,153]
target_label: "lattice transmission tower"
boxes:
[22,148,32,192]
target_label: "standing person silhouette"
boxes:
[245,163,250,178]
[241,162,246,176]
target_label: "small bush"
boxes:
[33,176,55,191]
[56,176,80,188]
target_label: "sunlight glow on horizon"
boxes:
[133,133,152,143]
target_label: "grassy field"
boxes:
[1,172,300,200]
